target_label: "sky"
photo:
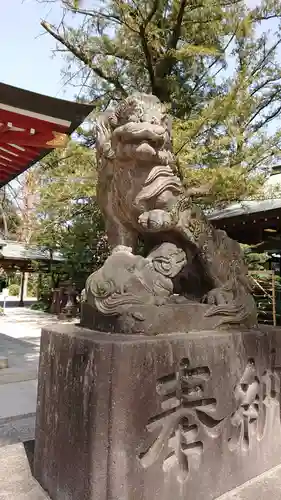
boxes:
[0,0,75,100]
[0,0,277,102]
[0,0,280,136]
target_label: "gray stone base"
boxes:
[2,440,281,500]
[34,324,281,500]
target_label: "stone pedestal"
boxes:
[34,324,281,500]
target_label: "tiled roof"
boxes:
[0,82,93,186]
[209,199,281,221]
[0,240,63,262]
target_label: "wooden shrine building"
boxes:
[0,238,63,273]
[0,82,94,304]
[210,198,281,250]
[0,238,64,306]
[0,82,93,186]
[209,187,281,325]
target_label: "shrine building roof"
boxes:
[0,82,93,187]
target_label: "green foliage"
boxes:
[46,0,242,113]
[39,0,281,205]
[30,301,50,312]
[27,274,39,298]
[8,283,20,296]
[58,201,109,288]
[242,245,270,272]
[179,165,265,208]
[23,0,281,295]
[36,273,59,309]
[0,189,21,238]
[8,273,21,288]
[31,141,109,289]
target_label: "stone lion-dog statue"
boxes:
[82,93,257,333]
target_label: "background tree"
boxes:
[39,0,281,205]
[31,140,109,289]
[0,188,21,239]
[2,0,281,310]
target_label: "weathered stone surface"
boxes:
[0,442,49,499]
[81,302,232,334]
[85,243,187,315]
[34,323,281,500]
[217,465,281,499]
[83,93,257,331]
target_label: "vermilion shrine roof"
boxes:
[0,82,93,187]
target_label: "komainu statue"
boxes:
[82,93,257,334]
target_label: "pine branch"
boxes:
[146,0,160,24]
[154,0,187,83]
[191,29,237,96]
[62,1,122,24]
[251,12,281,22]
[251,38,281,78]
[246,88,281,128]
[252,103,281,132]
[168,0,187,51]
[138,0,161,91]
[41,21,128,96]
[250,77,281,96]
[245,151,276,171]
[139,25,155,88]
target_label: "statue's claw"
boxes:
[138,209,173,232]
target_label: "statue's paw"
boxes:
[203,288,230,306]
[138,209,172,231]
